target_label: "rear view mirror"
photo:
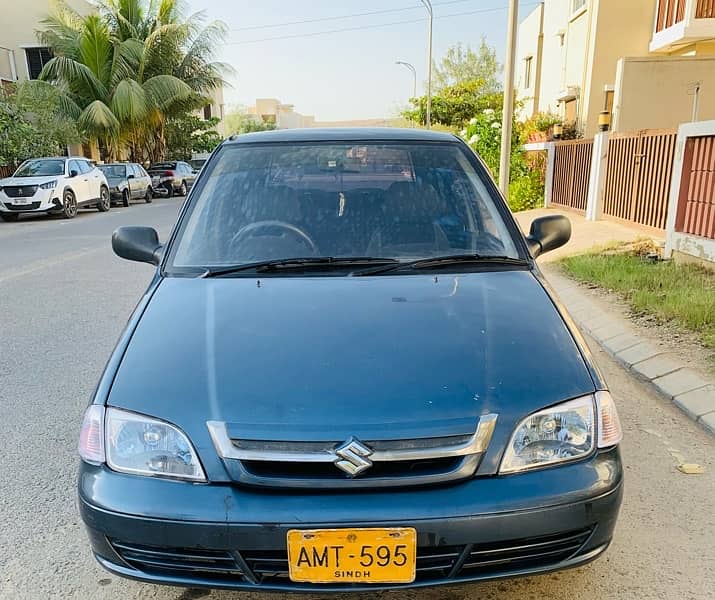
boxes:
[112,226,163,265]
[525,215,571,258]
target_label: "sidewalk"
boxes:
[515,208,715,436]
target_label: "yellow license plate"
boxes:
[287,527,416,584]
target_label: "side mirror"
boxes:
[69,169,79,178]
[112,226,163,265]
[127,174,135,179]
[525,215,571,258]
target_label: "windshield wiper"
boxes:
[354,254,529,276]
[201,256,400,278]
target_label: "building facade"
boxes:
[517,0,715,136]
[0,0,95,85]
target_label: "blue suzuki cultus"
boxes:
[78,128,623,593]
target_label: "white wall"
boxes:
[612,56,715,132]
[516,4,544,119]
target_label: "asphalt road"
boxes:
[0,200,713,599]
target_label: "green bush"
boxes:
[459,109,544,212]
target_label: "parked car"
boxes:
[78,129,623,593]
[0,157,110,221]
[98,163,154,206]
[147,161,196,197]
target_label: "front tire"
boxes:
[122,189,130,207]
[62,190,78,219]
[164,182,173,197]
[0,213,19,222]
[97,186,110,212]
[145,187,153,203]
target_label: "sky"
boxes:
[185,0,538,121]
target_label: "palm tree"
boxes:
[37,0,228,161]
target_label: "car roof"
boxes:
[224,127,459,145]
[99,162,131,166]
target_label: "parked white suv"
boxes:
[0,157,110,221]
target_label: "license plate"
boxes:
[287,527,416,584]
[13,198,31,205]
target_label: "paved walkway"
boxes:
[515,208,715,436]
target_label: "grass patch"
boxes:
[560,243,715,351]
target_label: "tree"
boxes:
[433,40,501,93]
[224,109,277,135]
[165,114,222,160]
[0,82,80,166]
[37,0,230,161]
[402,80,502,128]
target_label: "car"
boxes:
[98,163,154,207]
[0,157,110,221]
[147,160,196,197]
[78,128,623,594]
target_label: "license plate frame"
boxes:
[286,527,417,584]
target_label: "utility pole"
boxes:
[421,0,433,129]
[499,0,519,197]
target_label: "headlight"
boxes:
[78,406,206,482]
[39,180,57,190]
[499,393,621,474]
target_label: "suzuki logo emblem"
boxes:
[334,437,373,477]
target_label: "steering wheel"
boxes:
[230,220,319,255]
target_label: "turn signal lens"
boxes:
[596,391,623,448]
[78,404,105,464]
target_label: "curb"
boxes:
[542,267,715,437]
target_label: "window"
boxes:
[78,160,93,174]
[604,90,614,113]
[14,159,65,177]
[68,160,83,176]
[524,56,533,89]
[571,0,586,14]
[169,142,519,269]
[24,47,53,79]
[203,105,213,119]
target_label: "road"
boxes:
[0,201,713,600]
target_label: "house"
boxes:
[247,99,316,129]
[0,0,94,85]
[516,0,715,136]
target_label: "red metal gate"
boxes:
[603,129,677,230]
[550,139,593,213]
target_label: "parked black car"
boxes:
[98,163,153,206]
[147,161,196,197]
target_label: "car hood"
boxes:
[109,271,595,456]
[0,176,59,186]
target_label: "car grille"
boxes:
[109,528,593,586]
[4,201,41,211]
[208,415,498,489]
[2,185,38,198]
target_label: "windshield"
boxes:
[169,142,519,270]
[14,159,65,177]
[98,165,127,178]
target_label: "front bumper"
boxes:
[0,189,59,213]
[79,448,623,592]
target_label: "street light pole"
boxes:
[395,61,417,99]
[499,0,519,197]
[420,0,433,129]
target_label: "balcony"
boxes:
[650,0,715,52]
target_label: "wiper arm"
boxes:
[201,256,400,278]
[354,254,529,276]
